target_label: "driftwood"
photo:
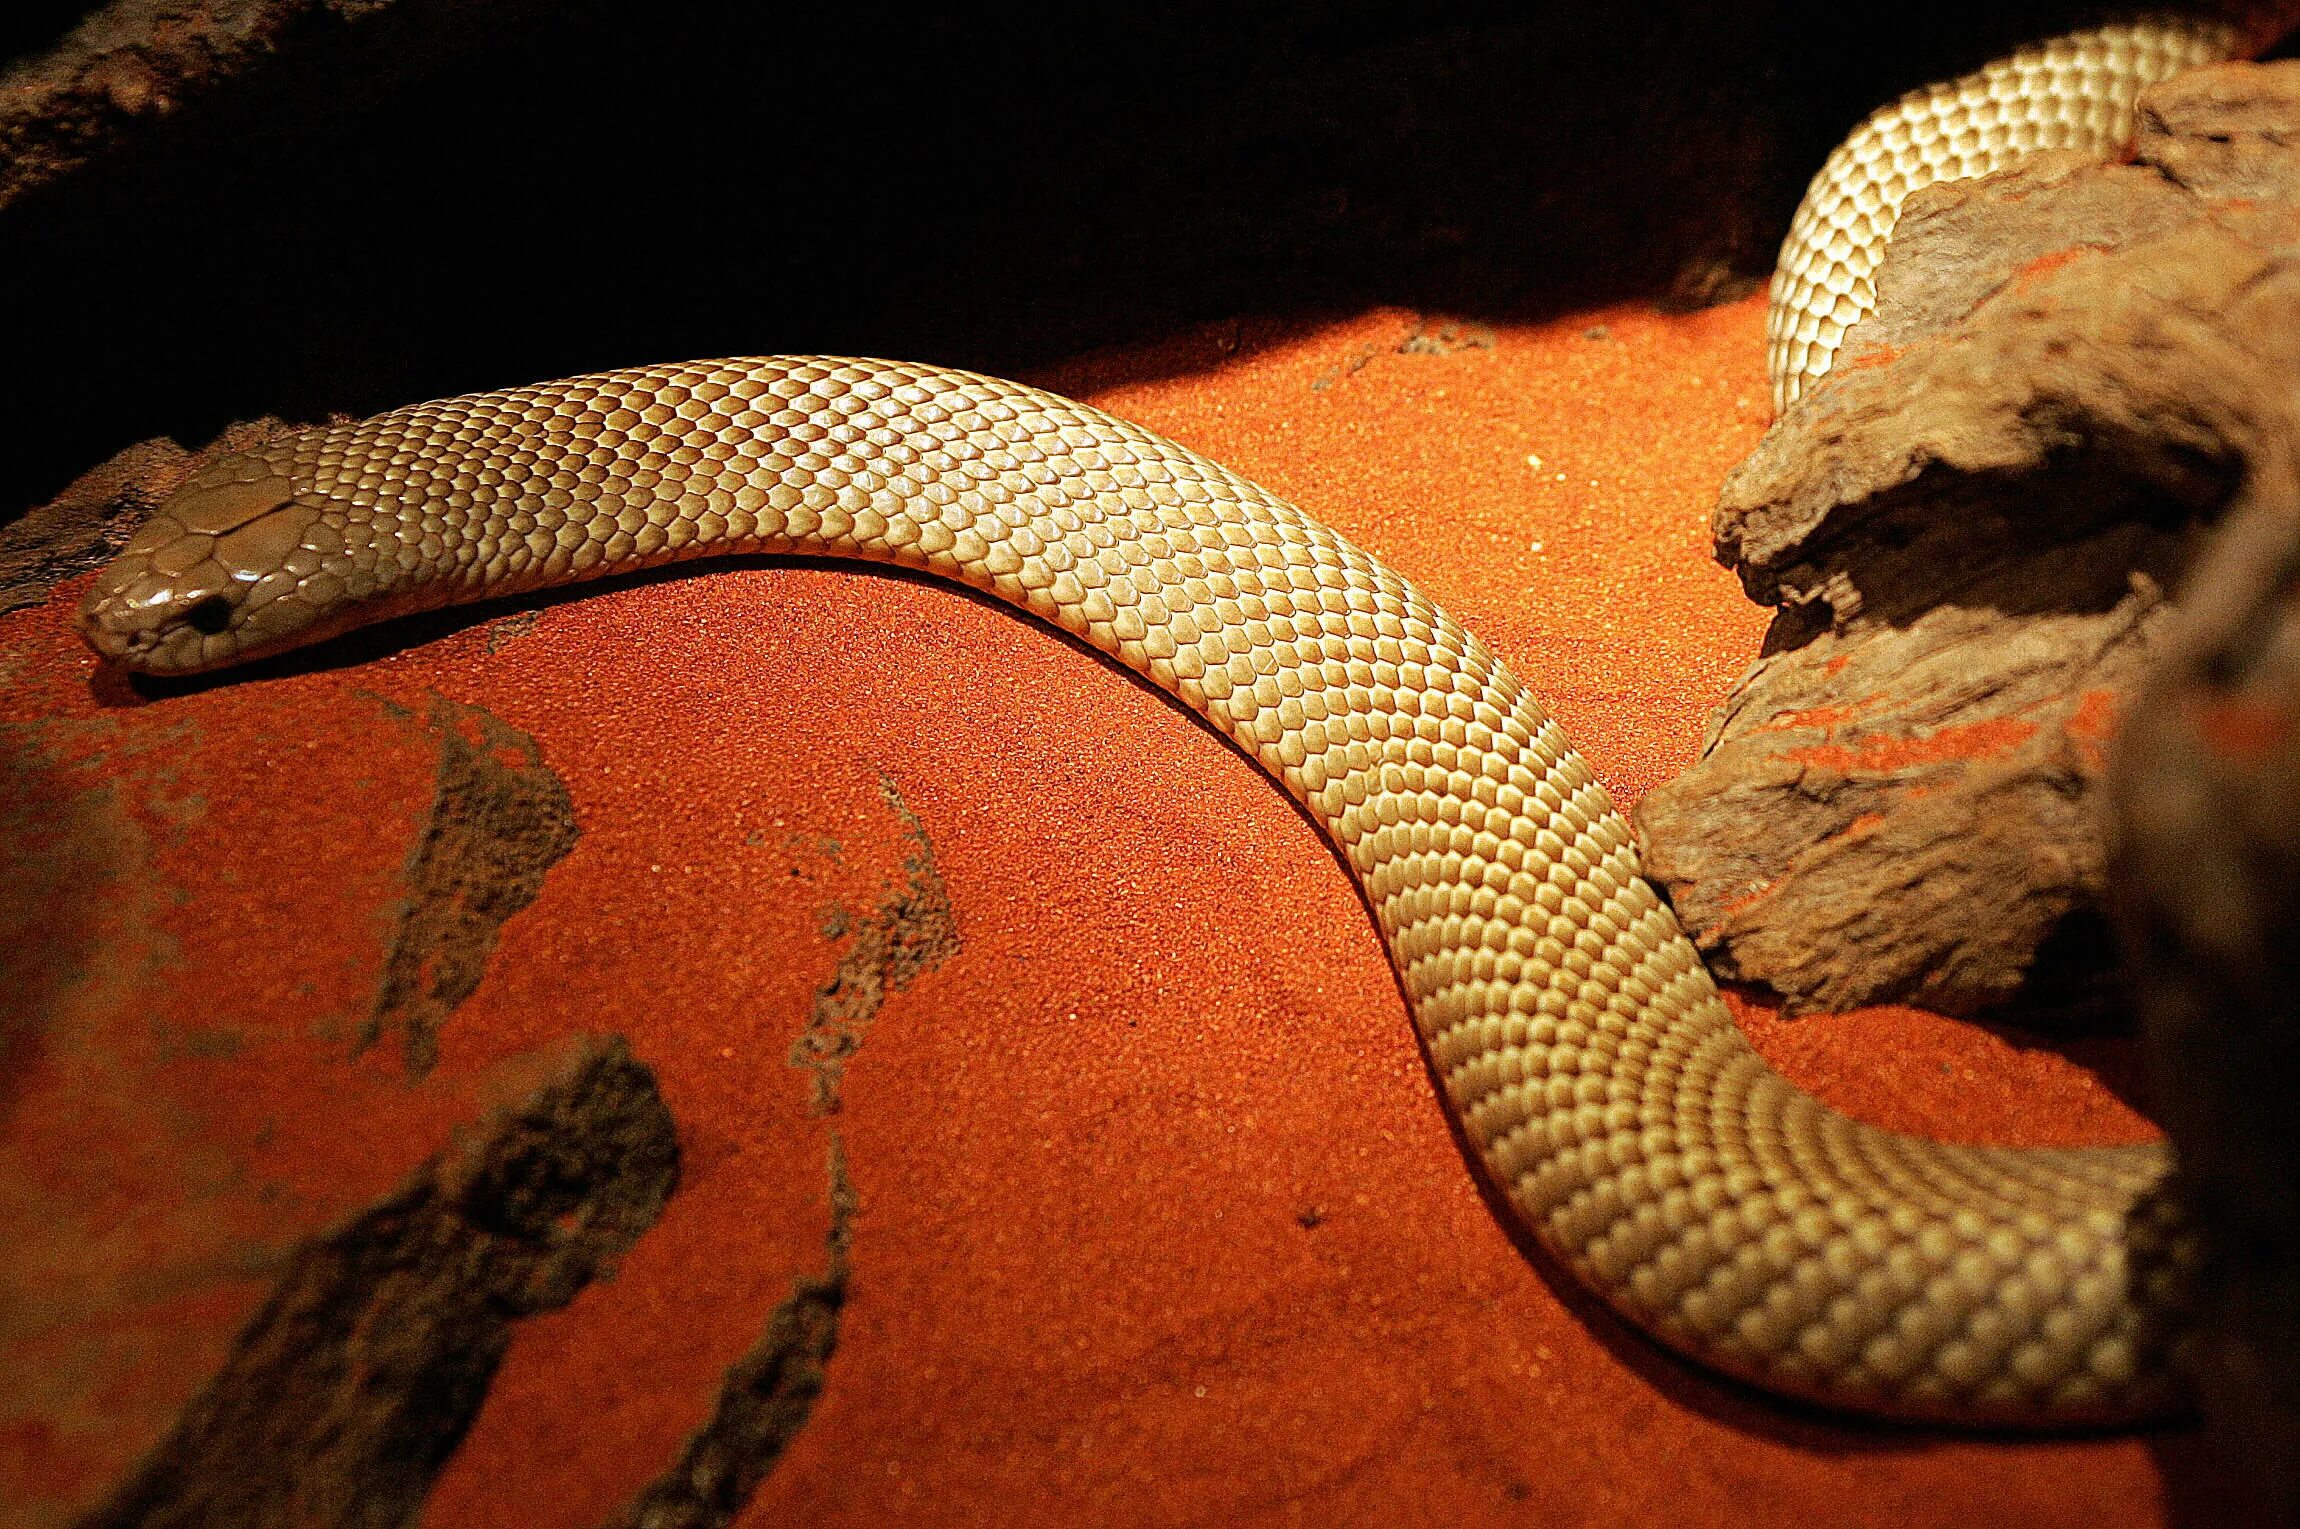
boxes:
[1637,60,2300,1018]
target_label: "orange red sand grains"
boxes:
[1,301,2196,1528]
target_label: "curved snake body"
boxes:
[76,356,2194,1424]
[1768,12,2243,412]
[75,19,2249,1426]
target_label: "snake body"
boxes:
[1768,12,2243,412]
[77,357,2193,1424]
[74,19,2247,1425]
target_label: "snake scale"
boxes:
[73,16,2260,1425]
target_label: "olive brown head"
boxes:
[76,460,342,674]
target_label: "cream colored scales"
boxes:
[1768,14,2240,411]
[77,18,2242,1423]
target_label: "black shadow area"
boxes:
[0,0,2147,517]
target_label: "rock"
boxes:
[1636,59,2300,1017]
[0,437,187,621]
[1,0,306,213]
[0,0,543,214]
[2109,441,2300,1529]
[0,419,293,620]
[2140,49,2300,203]
[78,1034,679,1529]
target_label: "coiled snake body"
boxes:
[77,18,2252,1425]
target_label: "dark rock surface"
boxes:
[1637,59,2300,1018]
[2110,441,2300,1529]
[367,694,582,1078]
[77,1033,679,1529]
[0,419,291,619]
[2,0,444,212]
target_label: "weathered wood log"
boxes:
[1639,60,2300,1017]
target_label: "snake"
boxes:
[70,16,2264,1426]
[1768,10,2250,412]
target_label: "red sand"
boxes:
[1,301,2196,1527]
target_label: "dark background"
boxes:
[0,0,2184,518]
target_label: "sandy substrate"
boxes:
[0,299,2190,1527]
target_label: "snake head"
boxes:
[77,461,337,674]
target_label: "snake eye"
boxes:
[184,595,234,635]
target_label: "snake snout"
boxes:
[74,464,330,673]
[75,536,252,673]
